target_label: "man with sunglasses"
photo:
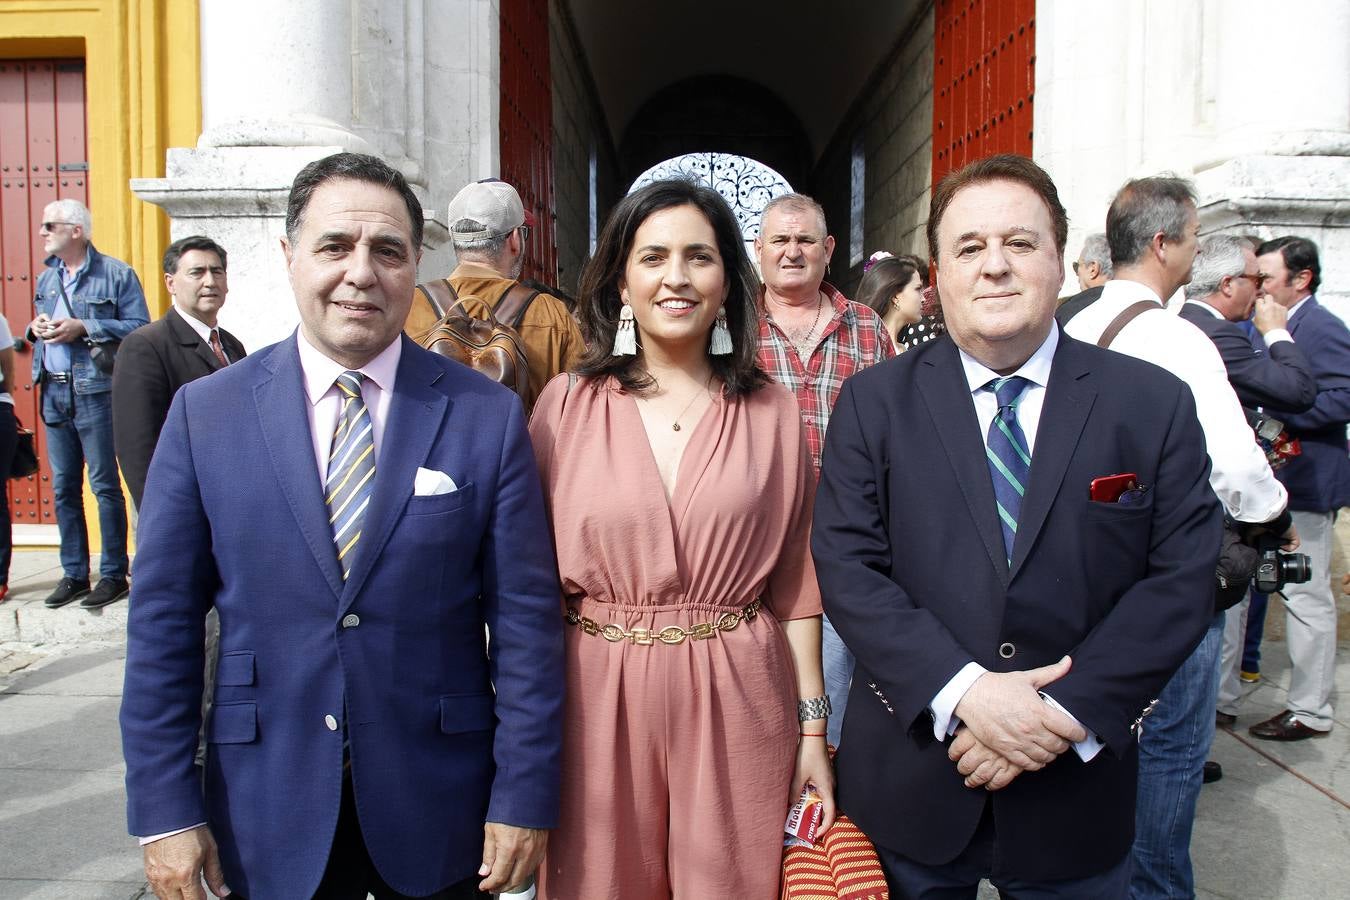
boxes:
[28,199,149,610]
[1179,235,1315,412]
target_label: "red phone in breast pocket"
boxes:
[1089,473,1138,503]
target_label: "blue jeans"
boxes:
[41,386,127,581]
[1242,591,1268,673]
[1130,611,1224,900]
[821,613,854,747]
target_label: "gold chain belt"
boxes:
[564,598,763,646]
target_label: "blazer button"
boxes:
[324,714,339,731]
[342,614,360,628]
[998,642,1016,659]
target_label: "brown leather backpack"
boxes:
[411,279,540,411]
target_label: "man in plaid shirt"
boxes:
[755,193,895,745]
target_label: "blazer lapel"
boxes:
[1009,334,1097,579]
[339,337,450,610]
[165,308,225,373]
[915,340,1009,582]
[254,337,345,598]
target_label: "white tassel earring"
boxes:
[709,305,733,355]
[612,304,637,356]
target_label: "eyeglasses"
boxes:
[1235,272,1267,288]
[40,222,74,231]
[518,224,531,242]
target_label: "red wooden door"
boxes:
[499,0,556,284]
[932,0,1036,187]
[0,59,88,525]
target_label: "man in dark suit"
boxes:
[1178,234,1315,413]
[812,154,1221,897]
[120,153,564,899]
[1054,231,1110,325]
[113,235,247,511]
[1246,236,1350,741]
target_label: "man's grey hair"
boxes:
[760,193,828,236]
[451,230,510,258]
[1105,176,1197,268]
[1184,234,1252,300]
[1079,232,1112,277]
[46,198,92,239]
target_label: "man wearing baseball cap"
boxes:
[411,179,583,404]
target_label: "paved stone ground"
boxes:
[0,549,1346,899]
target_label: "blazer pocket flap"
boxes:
[209,701,258,744]
[407,482,476,515]
[216,651,255,686]
[439,692,496,734]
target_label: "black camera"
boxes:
[1252,533,1312,594]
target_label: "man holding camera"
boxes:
[1063,177,1295,900]
[1245,236,1350,742]
[29,199,149,611]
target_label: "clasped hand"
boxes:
[947,655,1086,791]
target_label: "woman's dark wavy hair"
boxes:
[575,179,768,396]
[855,254,928,317]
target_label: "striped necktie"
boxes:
[325,371,375,580]
[984,376,1032,563]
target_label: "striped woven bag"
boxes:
[780,812,889,900]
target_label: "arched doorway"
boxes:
[628,152,793,252]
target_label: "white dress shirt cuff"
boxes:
[929,661,987,741]
[1261,328,1292,346]
[139,823,205,846]
[1039,692,1104,761]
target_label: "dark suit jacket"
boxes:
[120,334,565,898]
[112,308,247,508]
[812,331,1220,881]
[1177,302,1315,413]
[1054,285,1102,327]
[1266,297,1350,511]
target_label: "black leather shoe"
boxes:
[1248,711,1330,741]
[44,577,91,609]
[1202,761,1223,783]
[1216,711,1236,729]
[80,577,129,609]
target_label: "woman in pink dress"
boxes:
[531,180,835,899]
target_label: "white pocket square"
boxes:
[414,467,458,496]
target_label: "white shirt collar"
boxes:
[1183,299,1225,319]
[957,325,1059,395]
[170,306,219,344]
[1288,295,1312,319]
[296,329,402,407]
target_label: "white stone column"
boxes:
[1036,0,1350,320]
[198,0,370,151]
[134,0,510,351]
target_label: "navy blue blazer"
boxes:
[120,334,564,898]
[1262,297,1350,512]
[812,331,1220,881]
[1177,302,1315,413]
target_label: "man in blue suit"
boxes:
[1247,236,1350,741]
[812,155,1221,898]
[120,153,564,899]
[1179,234,1316,730]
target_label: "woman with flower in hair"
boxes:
[530,178,833,899]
